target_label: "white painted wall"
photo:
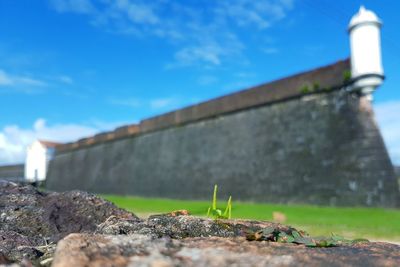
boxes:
[24,141,50,182]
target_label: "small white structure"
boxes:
[348,6,384,99]
[24,140,60,183]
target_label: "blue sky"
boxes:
[0,0,399,165]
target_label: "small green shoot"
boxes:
[343,70,352,83]
[312,82,320,91]
[207,185,232,220]
[213,184,217,210]
[223,196,232,219]
[300,85,310,94]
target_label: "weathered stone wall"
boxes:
[55,59,351,153]
[395,166,400,177]
[46,93,399,207]
[0,164,24,182]
[46,60,399,207]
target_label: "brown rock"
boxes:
[0,252,13,265]
[52,233,400,267]
[167,209,190,217]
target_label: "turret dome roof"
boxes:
[349,6,381,31]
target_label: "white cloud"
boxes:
[49,0,95,14]
[109,97,142,108]
[58,75,73,84]
[113,0,159,25]
[174,45,223,66]
[109,97,183,110]
[15,77,46,87]
[197,75,218,86]
[234,72,257,78]
[150,98,179,109]
[0,118,125,165]
[166,29,246,69]
[48,0,294,67]
[374,100,400,165]
[0,69,47,92]
[0,70,13,85]
[262,47,279,54]
[216,0,292,29]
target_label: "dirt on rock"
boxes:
[1,180,400,267]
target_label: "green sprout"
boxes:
[300,85,310,94]
[343,70,352,83]
[207,185,232,220]
[312,82,320,91]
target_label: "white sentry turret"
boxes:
[348,6,384,100]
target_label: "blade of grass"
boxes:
[212,184,217,210]
[223,196,232,219]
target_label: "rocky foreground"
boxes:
[0,180,399,267]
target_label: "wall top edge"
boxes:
[56,58,351,154]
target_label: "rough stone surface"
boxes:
[52,234,400,267]
[96,214,288,239]
[0,180,138,263]
[47,90,399,207]
[2,182,400,267]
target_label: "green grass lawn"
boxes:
[101,194,400,242]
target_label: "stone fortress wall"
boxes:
[0,164,25,182]
[46,59,400,207]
